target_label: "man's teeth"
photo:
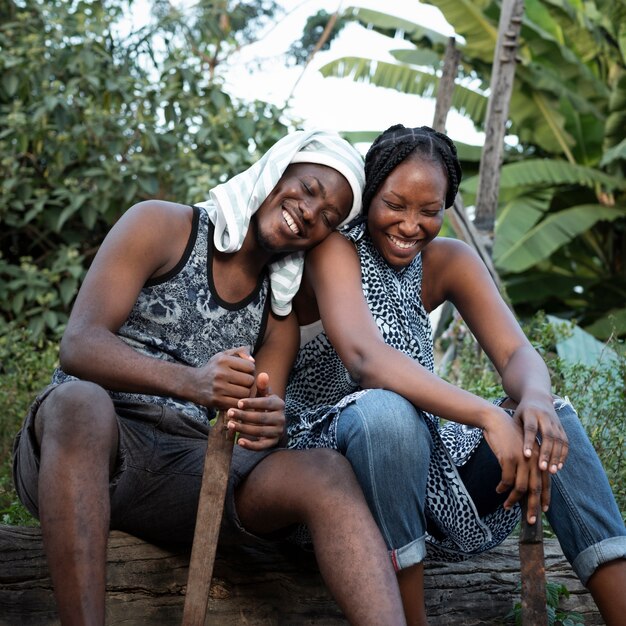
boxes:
[283,210,300,235]
[389,234,417,249]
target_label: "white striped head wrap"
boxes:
[196,129,365,315]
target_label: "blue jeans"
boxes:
[336,390,432,570]
[336,390,626,584]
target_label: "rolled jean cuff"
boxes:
[390,534,427,571]
[573,536,626,586]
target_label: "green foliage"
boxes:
[440,310,623,621]
[505,581,585,625]
[287,10,349,65]
[0,0,288,338]
[319,2,626,338]
[0,323,59,525]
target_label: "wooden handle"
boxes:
[519,496,548,626]
[182,412,235,626]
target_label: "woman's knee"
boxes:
[339,390,432,460]
[36,381,117,447]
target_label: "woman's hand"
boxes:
[511,394,569,474]
[226,372,286,450]
[482,408,549,524]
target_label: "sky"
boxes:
[125,0,485,148]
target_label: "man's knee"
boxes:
[36,381,117,447]
[236,449,361,529]
[292,448,361,502]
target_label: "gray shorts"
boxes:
[12,384,277,547]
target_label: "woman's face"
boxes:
[367,157,447,270]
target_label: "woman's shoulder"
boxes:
[309,229,360,262]
[423,237,477,267]
[421,237,484,310]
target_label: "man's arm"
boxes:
[59,200,255,410]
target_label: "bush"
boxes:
[0,0,288,339]
[0,323,59,525]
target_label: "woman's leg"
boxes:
[235,447,407,626]
[484,397,626,625]
[336,390,433,626]
[544,400,626,626]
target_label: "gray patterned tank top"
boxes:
[52,206,271,424]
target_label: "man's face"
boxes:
[254,162,353,254]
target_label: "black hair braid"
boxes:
[436,146,460,208]
[363,141,421,211]
[431,129,461,207]
[362,124,463,214]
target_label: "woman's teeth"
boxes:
[389,234,417,249]
[283,210,300,235]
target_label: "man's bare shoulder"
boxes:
[120,200,193,227]
[108,200,194,245]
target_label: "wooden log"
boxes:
[0,525,603,625]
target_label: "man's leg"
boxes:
[235,447,407,626]
[34,381,119,626]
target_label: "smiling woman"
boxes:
[367,158,446,270]
[285,124,626,626]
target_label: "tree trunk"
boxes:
[0,525,602,625]
[431,38,501,290]
[474,0,525,236]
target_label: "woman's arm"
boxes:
[307,234,495,422]
[306,234,499,425]
[422,238,568,473]
[305,233,544,516]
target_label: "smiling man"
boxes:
[11,130,407,626]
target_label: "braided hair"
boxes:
[362,124,462,214]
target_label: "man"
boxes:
[12,130,406,626]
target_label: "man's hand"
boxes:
[225,372,286,450]
[193,346,256,410]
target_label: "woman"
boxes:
[285,124,626,625]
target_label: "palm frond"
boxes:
[494,204,626,273]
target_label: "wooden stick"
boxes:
[519,497,548,626]
[182,411,235,626]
